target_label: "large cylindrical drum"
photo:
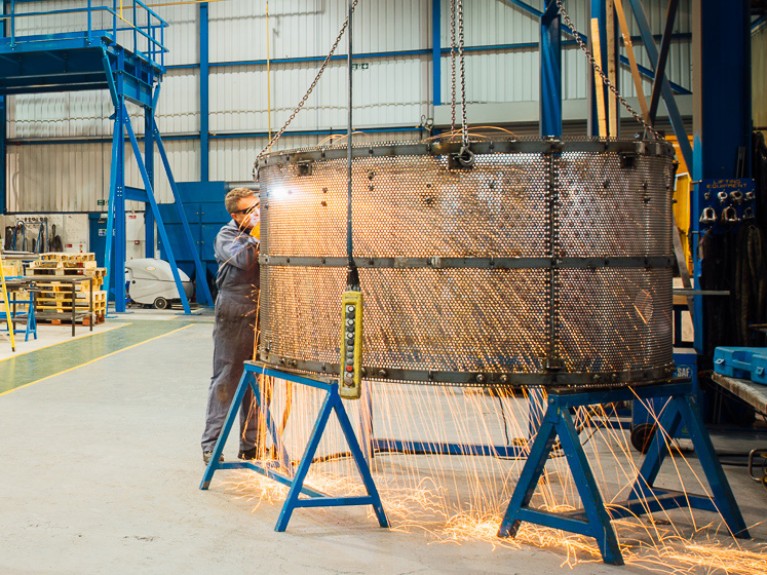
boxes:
[255,139,676,387]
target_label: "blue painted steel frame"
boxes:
[540,0,561,138]
[151,115,213,306]
[627,0,692,170]
[199,2,210,182]
[497,381,748,565]
[432,0,441,107]
[689,1,752,354]
[0,3,196,314]
[199,363,389,532]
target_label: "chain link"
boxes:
[556,0,660,140]
[256,0,360,162]
[449,0,457,134]
[457,0,469,150]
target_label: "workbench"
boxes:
[25,275,94,337]
[711,372,767,415]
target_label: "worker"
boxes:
[201,187,262,464]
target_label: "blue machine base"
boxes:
[199,363,389,532]
[714,347,767,385]
[497,381,749,565]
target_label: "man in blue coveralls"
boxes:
[201,187,261,464]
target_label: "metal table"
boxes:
[25,275,94,337]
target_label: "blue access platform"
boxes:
[0,1,212,313]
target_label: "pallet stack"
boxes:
[1,259,23,278]
[28,253,108,324]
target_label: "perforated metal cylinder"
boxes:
[256,139,676,387]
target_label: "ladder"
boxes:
[0,250,17,352]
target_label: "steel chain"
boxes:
[457,0,469,150]
[450,0,457,134]
[256,0,360,163]
[556,0,661,140]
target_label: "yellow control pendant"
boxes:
[339,290,363,399]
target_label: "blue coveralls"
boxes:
[201,220,260,453]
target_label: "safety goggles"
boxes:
[234,203,260,215]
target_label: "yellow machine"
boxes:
[668,135,694,275]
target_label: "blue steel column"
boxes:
[540,0,561,138]
[0,0,8,214]
[691,0,751,353]
[0,95,5,215]
[113,45,127,312]
[144,101,156,257]
[115,96,127,312]
[199,2,210,182]
[432,0,441,107]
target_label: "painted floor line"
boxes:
[0,324,196,398]
[0,323,128,363]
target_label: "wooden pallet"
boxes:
[36,290,106,302]
[37,302,107,313]
[35,274,91,292]
[39,252,96,263]
[28,268,87,277]
[36,312,105,325]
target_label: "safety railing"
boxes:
[4,1,168,69]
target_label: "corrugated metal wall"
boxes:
[5,0,694,213]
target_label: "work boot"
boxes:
[238,448,257,461]
[203,451,224,465]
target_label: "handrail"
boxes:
[4,1,168,68]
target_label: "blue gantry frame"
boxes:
[0,1,212,312]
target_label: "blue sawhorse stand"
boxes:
[199,362,389,532]
[497,381,749,565]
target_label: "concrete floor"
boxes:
[0,311,765,575]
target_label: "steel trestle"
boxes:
[497,381,749,565]
[199,362,389,532]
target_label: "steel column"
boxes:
[432,0,441,107]
[690,0,751,354]
[199,2,209,182]
[0,95,5,214]
[540,0,561,138]
[114,91,127,312]
[0,0,7,214]
[144,99,156,257]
